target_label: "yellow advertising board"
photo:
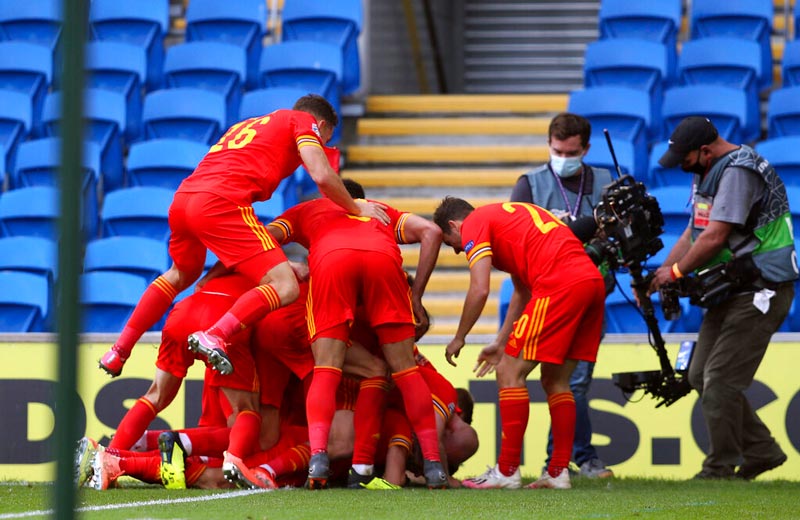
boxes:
[2,340,798,482]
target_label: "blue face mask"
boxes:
[550,155,583,178]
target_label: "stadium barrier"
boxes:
[2,339,799,482]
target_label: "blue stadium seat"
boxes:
[239,87,310,120]
[101,186,173,242]
[259,41,342,103]
[84,236,169,283]
[142,88,226,145]
[677,37,762,142]
[89,0,169,90]
[767,87,800,138]
[568,86,653,175]
[12,138,101,238]
[282,0,363,95]
[498,277,513,326]
[648,141,687,188]
[584,38,670,112]
[0,270,50,332]
[782,40,800,88]
[597,0,681,75]
[662,85,748,144]
[0,0,62,51]
[252,195,287,225]
[649,186,692,236]
[258,41,343,143]
[80,271,148,333]
[690,0,773,89]
[185,0,267,89]
[0,41,53,135]
[164,41,247,127]
[0,236,58,283]
[127,138,207,190]
[583,132,635,178]
[755,137,800,186]
[41,89,126,191]
[0,186,58,238]
[0,89,32,177]
[605,272,691,333]
[85,41,147,140]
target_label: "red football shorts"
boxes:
[204,329,259,393]
[168,191,287,282]
[505,277,605,364]
[256,350,293,408]
[307,249,414,344]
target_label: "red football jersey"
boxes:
[461,202,600,292]
[177,109,324,205]
[269,198,410,270]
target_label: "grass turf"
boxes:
[2,478,800,520]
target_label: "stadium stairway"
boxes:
[343,93,567,343]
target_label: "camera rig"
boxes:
[594,131,693,408]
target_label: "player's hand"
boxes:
[473,342,503,378]
[648,265,673,297]
[356,200,390,225]
[445,337,465,367]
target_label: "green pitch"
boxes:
[2,478,800,520]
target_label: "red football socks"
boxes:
[226,410,261,459]
[119,453,161,484]
[547,391,576,477]
[306,366,342,455]
[116,276,178,353]
[497,387,530,477]
[209,284,281,339]
[392,366,439,462]
[351,376,390,465]
[180,426,231,458]
[109,397,158,450]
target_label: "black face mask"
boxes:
[681,153,706,175]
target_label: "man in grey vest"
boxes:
[510,113,614,479]
[651,116,797,480]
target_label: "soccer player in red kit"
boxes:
[266,184,448,490]
[433,198,605,490]
[98,94,388,378]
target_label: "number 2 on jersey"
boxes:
[502,202,563,234]
[208,116,271,153]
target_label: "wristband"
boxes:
[671,262,683,280]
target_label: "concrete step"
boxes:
[356,117,551,136]
[347,144,549,165]
[342,168,525,188]
[423,296,498,316]
[423,271,508,292]
[427,319,499,338]
[402,245,464,269]
[381,196,502,216]
[365,94,568,115]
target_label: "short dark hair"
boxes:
[433,197,475,233]
[456,388,475,425]
[549,112,591,148]
[293,94,339,128]
[342,178,365,199]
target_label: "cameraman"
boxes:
[650,116,797,480]
[510,113,614,479]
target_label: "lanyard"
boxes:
[547,163,586,220]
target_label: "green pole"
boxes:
[53,0,87,518]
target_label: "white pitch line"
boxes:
[0,488,270,519]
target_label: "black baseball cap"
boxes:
[658,116,719,168]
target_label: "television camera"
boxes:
[589,131,693,408]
